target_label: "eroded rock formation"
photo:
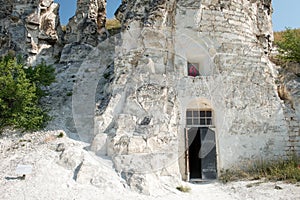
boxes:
[277,61,300,154]
[0,0,63,65]
[91,0,298,193]
[0,0,299,195]
[0,0,108,64]
[60,0,108,63]
[64,0,107,46]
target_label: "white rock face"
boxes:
[0,0,298,195]
[57,146,84,170]
[64,0,107,46]
[89,0,299,192]
[90,133,107,156]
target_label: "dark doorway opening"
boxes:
[187,127,217,180]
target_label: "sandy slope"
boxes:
[1,130,299,200]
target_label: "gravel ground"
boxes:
[1,130,300,200]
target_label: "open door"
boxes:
[186,127,217,180]
[200,127,217,179]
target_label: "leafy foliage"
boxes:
[24,61,55,98]
[275,28,300,63]
[0,54,55,132]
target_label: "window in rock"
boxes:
[186,110,213,126]
[187,62,200,77]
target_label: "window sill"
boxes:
[186,125,216,128]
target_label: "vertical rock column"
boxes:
[64,0,107,46]
[0,0,63,65]
[93,0,182,194]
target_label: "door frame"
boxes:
[185,126,217,181]
[185,128,190,181]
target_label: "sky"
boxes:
[54,0,121,24]
[272,0,300,31]
[54,0,299,31]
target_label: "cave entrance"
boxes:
[185,109,217,181]
[186,127,217,180]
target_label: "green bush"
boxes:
[24,61,55,98]
[275,28,300,63]
[0,54,55,132]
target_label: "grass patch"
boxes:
[106,18,121,30]
[106,18,121,35]
[176,185,191,193]
[219,169,251,183]
[220,155,300,184]
[61,25,66,33]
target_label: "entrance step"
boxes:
[189,178,217,184]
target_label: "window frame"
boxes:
[187,62,201,77]
[186,109,214,127]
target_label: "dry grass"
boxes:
[106,18,121,30]
[220,155,300,184]
[176,185,191,193]
[61,25,66,33]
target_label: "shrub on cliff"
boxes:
[0,54,55,132]
[275,28,300,63]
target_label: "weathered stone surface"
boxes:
[64,0,107,46]
[91,0,298,189]
[0,0,63,65]
[0,0,299,195]
[60,43,94,62]
[57,145,84,170]
[115,0,174,28]
[90,133,107,156]
[0,0,108,64]
[113,153,181,194]
[276,61,300,154]
[72,150,127,193]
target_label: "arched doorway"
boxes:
[185,100,217,181]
